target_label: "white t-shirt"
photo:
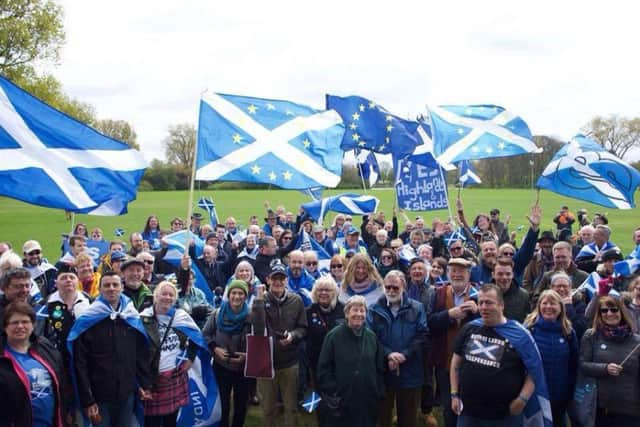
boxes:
[156,314,182,373]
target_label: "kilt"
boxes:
[143,369,189,416]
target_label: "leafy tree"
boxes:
[164,123,196,171]
[583,115,640,159]
[94,119,139,149]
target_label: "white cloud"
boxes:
[55,0,640,161]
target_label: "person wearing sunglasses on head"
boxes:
[580,295,640,425]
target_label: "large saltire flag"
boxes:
[355,148,380,187]
[0,75,147,215]
[196,93,345,189]
[537,134,640,209]
[326,94,421,158]
[301,193,379,224]
[429,104,541,165]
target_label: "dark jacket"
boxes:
[580,328,640,417]
[251,291,307,369]
[123,283,154,312]
[202,308,252,372]
[532,264,589,308]
[0,334,67,427]
[317,323,385,427]
[501,281,530,323]
[73,315,151,407]
[367,293,429,388]
[305,301,345,375]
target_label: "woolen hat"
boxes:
[227,280,248,295]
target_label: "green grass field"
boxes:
[1,187,638,257]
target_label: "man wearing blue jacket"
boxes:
[367,270,429,427]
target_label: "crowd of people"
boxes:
[0,202,639,427]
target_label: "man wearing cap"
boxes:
[489,209,509,245]
[251,261,307,427]
[22,240,58,299]
[426,258,479,427]
[575,224,620,273]
[189,212,203,235]
[97,240,126,275]
[312,224,335,256]
[121,257,153,312]
[339,226,368,257]
[109,251,127,277]
[522,230,557,294]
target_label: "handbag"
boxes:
[568,334,598,427]
[244,326,275,379]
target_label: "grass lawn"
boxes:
[1,187,638,257]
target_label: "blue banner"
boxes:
[62,238,110,265]
[395,157,448,211]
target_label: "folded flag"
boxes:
[327,94,420,158]
[457,160,481,187]
[197,196,219,226]
[355,148,380,187]
[537,134,640,209]
[0,75,147,214]
[615,245,640,277]
[196,93,344,189]
[429,104,541,165]
[301,193,379,224]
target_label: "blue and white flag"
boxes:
[429,104,541,165]
[575,241,619,262]
[394,156,448,211]
[355,148,380,187]
[198,196,219,226]
[139,307,221,427]
[299,186,324,201]
[196,93,344,189]
[327,94,420,158]
[576,272,599,299]
[0,76,147,215]
[62,238,110,266]
[407,122,455,171]
[537,134,640,209]
[114,227,126,237]
[302,391,322,413]
[163,230,214,303]
[301,193,379,224]
[295,230,332,274]
[615,245,640,277]
[457,160,481,187]
[471,318,553,427]
[444,229,466,247]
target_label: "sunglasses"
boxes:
[143,260,154,265]
[502,252,515,256]
[391,246,401,250]
[306,261,318,266]
[282,236,292,240]
[450,246,462,251]
[384,285,400,291]
[27,250,41,256]
[330,264,343,269]
[600,307,620,314]
[381,255,392,260]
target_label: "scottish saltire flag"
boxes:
[407,122,455,171]
[114,227,126,237]
[301,193,379,224]
[326,94,420,158]
[444,229,466,247]
[0,76,147,214]
[302,391,322,413]
[471,318,553,427]
[163,230,214,303]
[615,245,640,277]
[196,93,344,189]
[457,160,481,187]
[575,240,619,262]
[299,186,324,200]
[139,307,221,427]
[537,134,640,209]
[576,272,599,299]
[355,148,380,187]
[429,104,541,165]
[198,196,219,226]
[295,230,332,274]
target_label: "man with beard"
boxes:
[286,250,315,307]
[426,258,479,427]
[22,240,57,299]
[491,257,530,323]
[522,231,557,294]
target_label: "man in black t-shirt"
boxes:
[449,284,535,426]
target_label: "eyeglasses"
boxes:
[502,252,515,256]
[306,261,318,266]
[600,307,620,314]
[330,264,343,269]
[381,255,392,260]
[345,217,352,221]
[384,285,400,291]
[27,250,41,256]
[143,260,154,265]
[450,246,462,251]
[282,236,292,241]
[9,283,31,290]
[7,320,32,327]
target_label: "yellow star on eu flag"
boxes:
[282,170,293,180]
[269,171,277,181]
[352,133,360,141]
[251,164,261,175]
[352,112,360,121]
[302,139,311,149]
[247,104,258,114]
[232,133,242,144]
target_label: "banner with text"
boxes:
[395,157,448,211]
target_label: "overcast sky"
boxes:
[55,0,640,162]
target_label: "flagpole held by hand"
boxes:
[620,341,640,367]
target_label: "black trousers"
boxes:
[214,363,250,427]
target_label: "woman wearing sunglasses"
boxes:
[580,295,640,425]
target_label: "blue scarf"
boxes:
[216,300,249,335]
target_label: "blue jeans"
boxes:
[95,395,134,427]
[457,414,523,427]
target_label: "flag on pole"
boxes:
[299,186,324,201]
[537,134,640,209]
[429,104,541,165]
[355,148,380,187]
[457,160,482,187]
[163,230,214,303]
[615,245,640,277]
[301,193,379,224]
[197,196,219,226]
[0,75,147,214]
[196,93,345,189]
[407,122,455,171]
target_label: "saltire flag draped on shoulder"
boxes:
[537,134,640,209]
[196,93,344,189]
[429,104,541,165]
[198,196,219,226]
[0,75,147,215]
[138,307,221,426]
[326,94,420,158]
[301,193,379,224]
[163,230,214,303]
[355,148,380,187]
[457,160,481,187]
[295,230,332,274]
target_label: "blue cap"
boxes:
[347,226,360,235]
[111,251,127,262]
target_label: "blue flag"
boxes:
[198,196,219,226]
[295,230,332,274]
[537,134,640,209]
[326,94,420,158]
[298,186,324,201]
[355,148,380,187]
[302,391,322,413]
[196,93,344,189]
[429,104,541,165]
[457,160,482,187]
[301,193,379,224]
[615,245,640,277]
[163,230,214,303]
[0,75,147,214]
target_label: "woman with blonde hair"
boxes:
[339,253,384,307]
[328,254,346,287]
[524,289,578,427]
